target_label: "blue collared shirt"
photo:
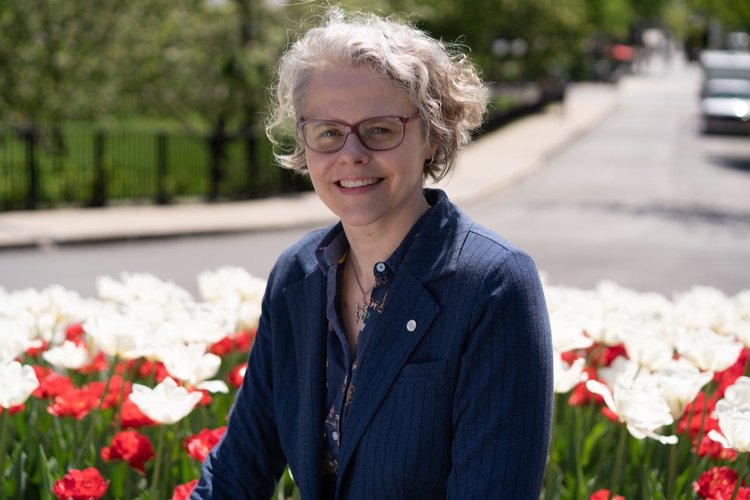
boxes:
[315,205,433,496]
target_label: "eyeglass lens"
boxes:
[301,116,407,152]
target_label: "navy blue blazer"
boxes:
[192,189,553,500]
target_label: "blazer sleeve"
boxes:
[191,265,288,499]
[447,248,553,499]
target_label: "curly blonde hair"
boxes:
[265,8,487,181]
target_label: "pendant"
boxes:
[354,299,367,325]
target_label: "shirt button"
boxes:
[406,319,417,332]
[375,262,386,273]
[332,431,339,442]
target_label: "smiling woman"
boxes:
[192,8,553,500]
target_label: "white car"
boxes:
[700,78,750,134]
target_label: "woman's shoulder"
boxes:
[266,224,337,286]
[417,191,541,282]
[454,216,542,285]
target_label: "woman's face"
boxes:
[300,65,435,234]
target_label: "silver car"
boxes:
[700,77,750,134]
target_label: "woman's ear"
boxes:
[424,143,438,164]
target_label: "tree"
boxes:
[0,0,127,123]
[687,0,750,33]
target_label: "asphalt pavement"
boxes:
[0,81,620,250]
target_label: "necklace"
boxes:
[349,257,374,326]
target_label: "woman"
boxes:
[193,9,552,500]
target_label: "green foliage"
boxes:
[0,0,127,123]
[0,0,746,161]
[687,0,750,33]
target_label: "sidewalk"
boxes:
[0,82,618,250]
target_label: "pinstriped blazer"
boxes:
[192,189,553,500]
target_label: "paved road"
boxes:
[2,57,749,298]
[465,58,750,296]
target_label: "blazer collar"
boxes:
[400,188,470,283]
[295,188,470,286]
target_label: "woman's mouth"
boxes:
[336,178,382,188]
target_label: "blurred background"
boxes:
[1,0,749,298]
[0,0,747,210]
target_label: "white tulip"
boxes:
[586,379,677,445]
[553,352,588,394]
[735,290,750,321]
[198,267,266,330]
[676,327,743,372]
[730,320,750,348]
[598,356,655,388]
[653,358,714,419]
[196,380,229,394]
[198,266,266,304]
[42,340,91,370]
[674,286,735,334]
[128,377,202,424]
[97,272,193,306]
[624,332,674,372]
[715,377,750,414]
[238,301,262,332]
[84,313,152,359]
[708,408,750,452]
[0,317,39,363]
[0,361,39,408]
[158,343,221,386]
[549,314,594,353]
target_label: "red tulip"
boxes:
[694,466,750,499]
[52,467,108,500]
[184,426,226,462]
[100,430,154,473]
[228,363,247,389]
[172,479,199,500]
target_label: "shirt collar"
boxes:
[314,192,436,276]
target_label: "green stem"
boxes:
[0,409,10,479]
[75,355,118,465]
[731,452,749,500]
[114,362,130,434]
[575,405,587,498]
[608,423,628,499]
[667,428,678,500]
[150,425,166,500]
[690,387,710,473]
[124,464,132,500]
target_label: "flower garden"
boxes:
[1,267,749,499]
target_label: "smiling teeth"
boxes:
[339,178,379,188]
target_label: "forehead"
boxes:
[301,65,414,120]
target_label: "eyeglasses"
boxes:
[297,113,420,153]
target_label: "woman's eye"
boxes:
[367,126,396,135]
[317,127,343,138]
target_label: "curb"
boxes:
[0,82,620,250]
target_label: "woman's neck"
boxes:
[343,195,429,286]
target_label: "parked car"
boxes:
[700,78,750,134]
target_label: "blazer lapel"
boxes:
[284,269,327,500]
[336,266,441,480]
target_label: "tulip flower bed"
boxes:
[1,269,750,500]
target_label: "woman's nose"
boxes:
[338,131,370,162]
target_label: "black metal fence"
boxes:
[0,123,311,211]
[0,85,566,211]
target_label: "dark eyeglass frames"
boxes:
[297,113,420,153]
